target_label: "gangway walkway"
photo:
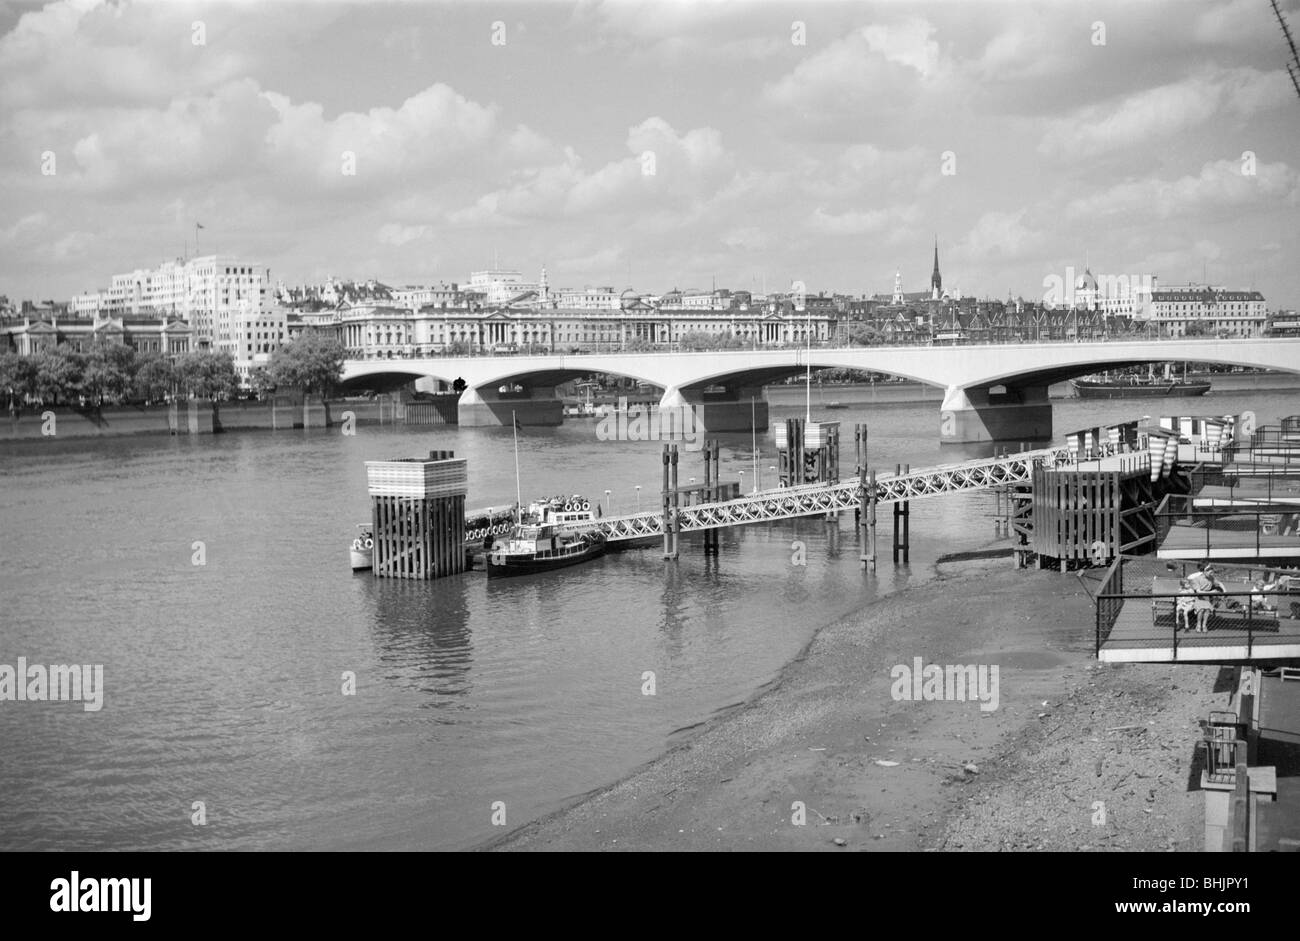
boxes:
[579,446,1072,543]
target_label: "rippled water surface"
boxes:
[1,388,1293,849]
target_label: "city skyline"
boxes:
[1,0,1298,307]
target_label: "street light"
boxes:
[604,489,611,512]
[635,485,641,510]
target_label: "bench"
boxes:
[1151,576,1281,633]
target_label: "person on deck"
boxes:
[1175,579,1197,632]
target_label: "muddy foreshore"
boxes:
[483,557,1229,852]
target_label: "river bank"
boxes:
[486,558,1228,851]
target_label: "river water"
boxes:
[1,387,1294,850]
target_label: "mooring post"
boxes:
[892,462,902,564]
[661,444,672,559]
[902,462,910,564]
[864,468,878,572]
[669,444,680,559]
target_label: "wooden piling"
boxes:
[863,468,877,572]
[902,462,910,564]
[366,451,467,580]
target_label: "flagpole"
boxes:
[512,410,522,523]
[805,299,811,424]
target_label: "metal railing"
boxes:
[1094,556,1300,658]
[581,446,1072,542]
[1186,463,1300,499]
[1155,495,1300,558]
[335,334,1284,359]
[1095,554,1125,653]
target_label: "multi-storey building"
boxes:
[553,286,621,310]
[74,255,269,350]
[0,314,192,356]
[1148,285,1267,337]
[469,268,543,305]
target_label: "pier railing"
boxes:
[581,446,1072,541]
[1094,555,1125,653]
[1186,463,1300,501]
[1154,495,1300,559]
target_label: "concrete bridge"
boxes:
[339,337,1300,443]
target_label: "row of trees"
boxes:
[0,344,240,408]
[0,330,348,409]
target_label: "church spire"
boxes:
[930,236,942,300]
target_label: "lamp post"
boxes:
[604,489,611,512]
[635,485,641,510]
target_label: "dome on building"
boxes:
[1076,268,1098,292]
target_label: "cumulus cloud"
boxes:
[764,18,945,111]
[447,117,731,224]
[377,224,432,247]
[1066,159,1299,220]
[1038,68,1291,160]
[961,210,1037,259]
[263,83,497,188]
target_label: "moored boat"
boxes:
[349,525,374,571]
[1071,376,1211,399]
[487,495,606,578]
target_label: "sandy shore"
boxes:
[485,557,1231,851]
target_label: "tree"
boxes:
[176,350,239,401]
[452,377,467,393]
[132,352,176,403]
[267,330,346,395]
[0,351,37,409]
[249,366,277,399]
[31,345,84,405]
[81,339,137,405]
[847,323,883,347]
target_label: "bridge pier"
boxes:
[458,385,563,427]
[659,386,768,433]
[939,384,1052,445]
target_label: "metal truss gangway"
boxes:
[583,446,1073,543]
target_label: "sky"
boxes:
[1,0,1298,307]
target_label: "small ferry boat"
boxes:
[487,496,606,578]
[350,525,374,572]
[824,401,849,410]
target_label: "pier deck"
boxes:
[1099,603,1300,663]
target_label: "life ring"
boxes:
[364,537,374,550]
[1089,541,1107,565]
[352,538,363,551]
[580,501,591,511]
[564,502,574,511]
